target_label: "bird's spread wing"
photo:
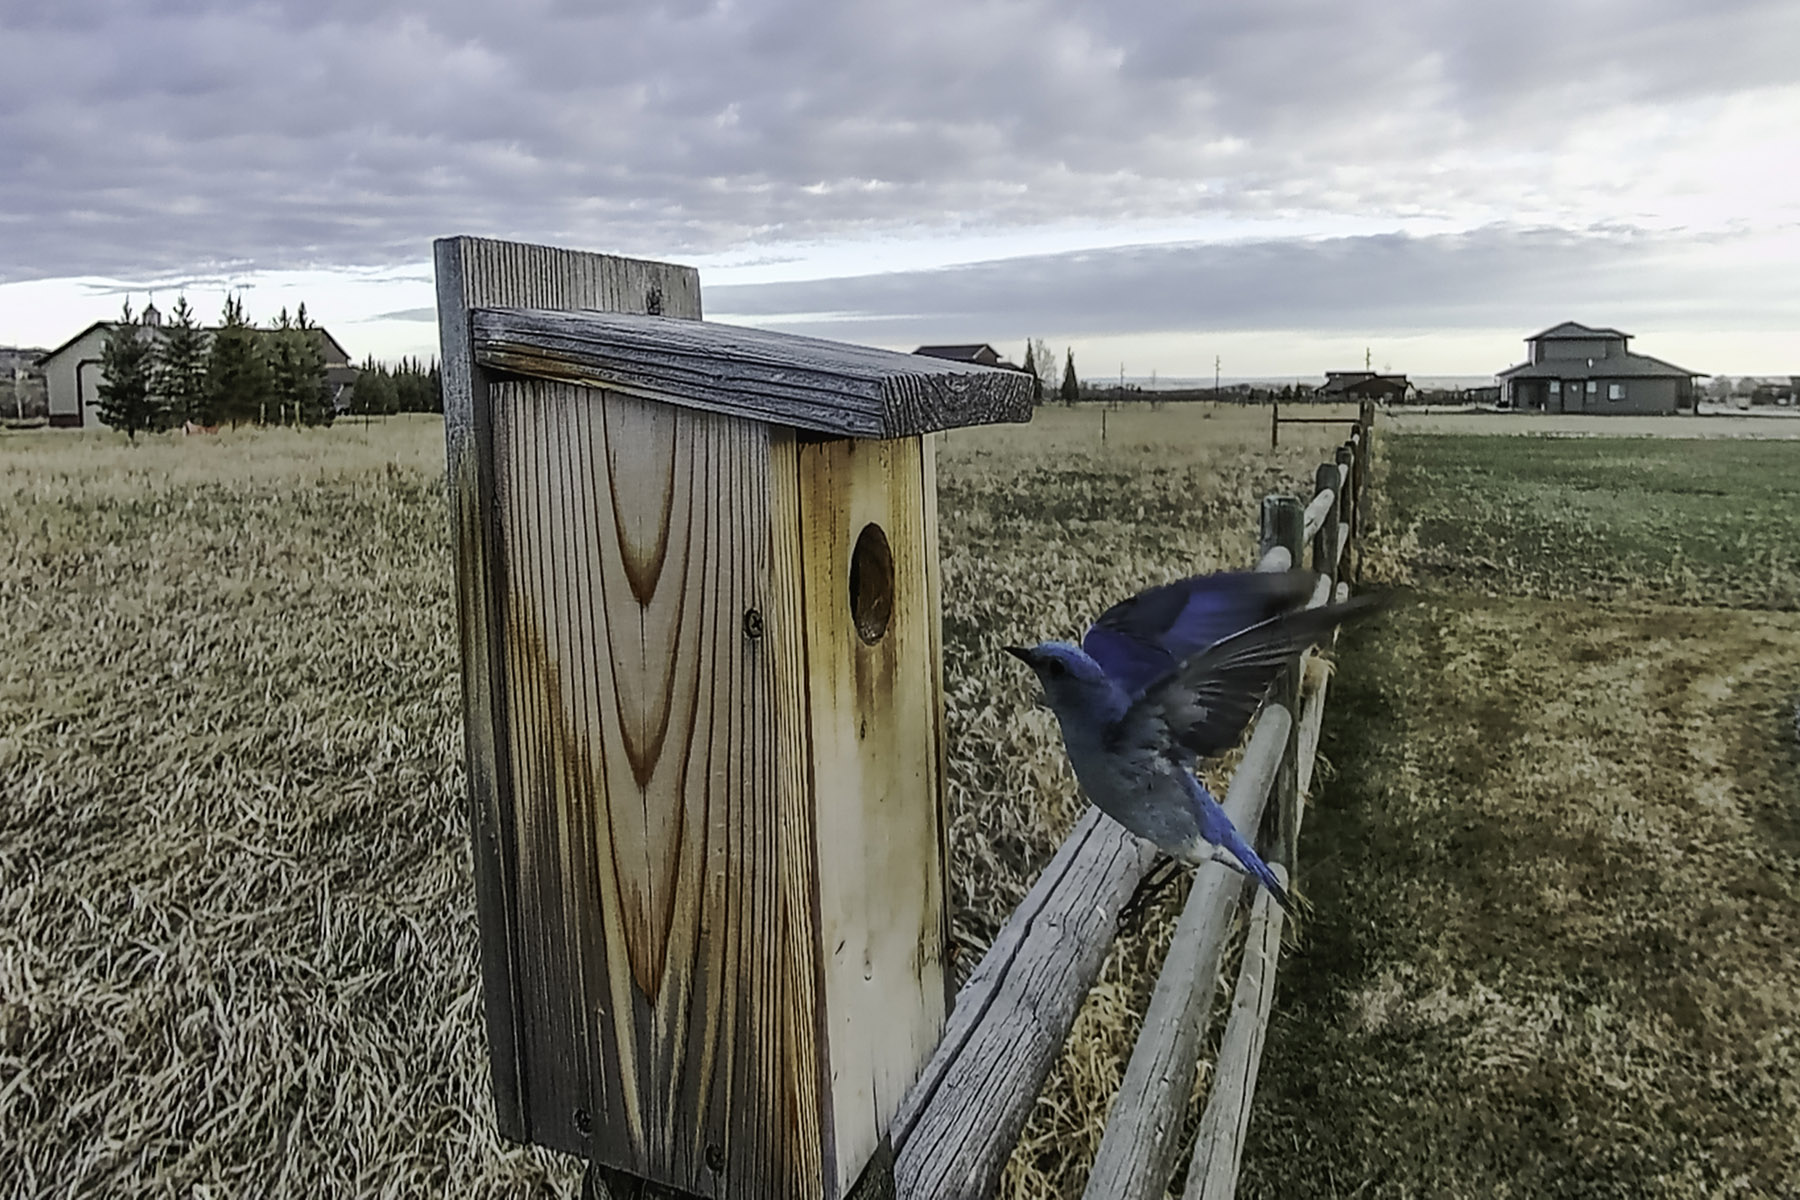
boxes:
[1115,594,1383,760]
[1082,569,1316,697]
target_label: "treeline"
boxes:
[1021,339,1083,405]
[97,295,338,438]
[348,357,442,418]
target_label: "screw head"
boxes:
[742,608,764,640]
[574,1107,593,1135]
[705,1143,726,1173]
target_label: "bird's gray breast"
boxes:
[1069,741,1203,858]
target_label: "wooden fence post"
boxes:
[1355,404,1375,580]
[1269,401,1279,450]
[1258,495,1305,871]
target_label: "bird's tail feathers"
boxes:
[1211,822,1297,917]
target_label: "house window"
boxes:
[1549,380,1561,395]
[1585,380,1597,394]
[1608,383,1624,401]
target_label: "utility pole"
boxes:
[1214,354,1221,398]
[1365,346,1372,371]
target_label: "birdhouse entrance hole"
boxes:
[850,522,895,645]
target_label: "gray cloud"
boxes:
[2,0,1797,283]
[704,225,1798,346]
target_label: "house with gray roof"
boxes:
[913,343,1006,367]
[1317,371,1412,403]
[1498,322,1701,415]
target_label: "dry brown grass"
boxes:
[0,405,1351,1198]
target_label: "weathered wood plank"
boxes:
[892,807,1160,1200]
[470,307,1035,439]
[1294,654,1332,805]
[1080,707,1293,1200]
[1301,488,1336,543]
[1183,867,1290,1200]
[792,435,948,1197]
[436,235,702,1141]
[1259,495,1305,879]
[492,381,832,1196]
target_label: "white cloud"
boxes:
[2,0,1797,370]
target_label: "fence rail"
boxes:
[894,399,1376,1200]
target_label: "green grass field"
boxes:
[1241,432,1800,1197]
[1385,434,1800,610]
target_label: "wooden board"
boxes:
[470,307,1035,439]
[789,435,948,1197]
[490,379,823,1197]
[437,236,702,1141]
[1184,869,1289,1200]
[1081,707,1292,1200]
[892,807,1160,1199]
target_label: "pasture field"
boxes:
[1386,434,1800,610]
[1385,409,1800,440]
[0,405,1355,1198]
[1242,431,1800,1195]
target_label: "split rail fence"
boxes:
[888,400,1377,1200]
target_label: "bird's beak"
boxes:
[1002,645,1035,667]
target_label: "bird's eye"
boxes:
[1045,660,1068,679]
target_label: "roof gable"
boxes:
[1497,350,1700,380]
[1527,320,1630,342]
[36,320,351,367]
[914,343,999,363]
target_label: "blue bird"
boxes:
[1006,569,1378,914]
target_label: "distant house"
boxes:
[1496,322,1701,414]
[913,344,1005,368]
[1317,371,1412,403]
[36,302,356,429]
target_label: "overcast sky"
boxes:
[3,0,1797,376]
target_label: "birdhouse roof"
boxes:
[470,308,1035,438]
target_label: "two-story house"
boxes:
[1497,322,1702,415]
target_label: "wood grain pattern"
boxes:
[1080,707,1292,1200]
[892,807,1160,1200]
[493,381,829,1196]
[1183,867,1289,1200]
[1293,654,1332,809]
[437,236,701,1141]
[470,307,1035,439]
[792,435,947,1198]
[1259,496,1305,877]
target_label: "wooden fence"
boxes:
[889,401,1376,1200]
[437,235,1379,1200]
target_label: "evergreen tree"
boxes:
[96,300,159,438]
[264,306,333,426]
[267,307,299,426]
[352,357,395,418]
[290,304,334,425]
[154,294,209,426]
[1021,341,1043,405]
[207,294,271,427]
[1060,349,1080,405]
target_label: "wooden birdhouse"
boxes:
[435,236,1033,1199]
